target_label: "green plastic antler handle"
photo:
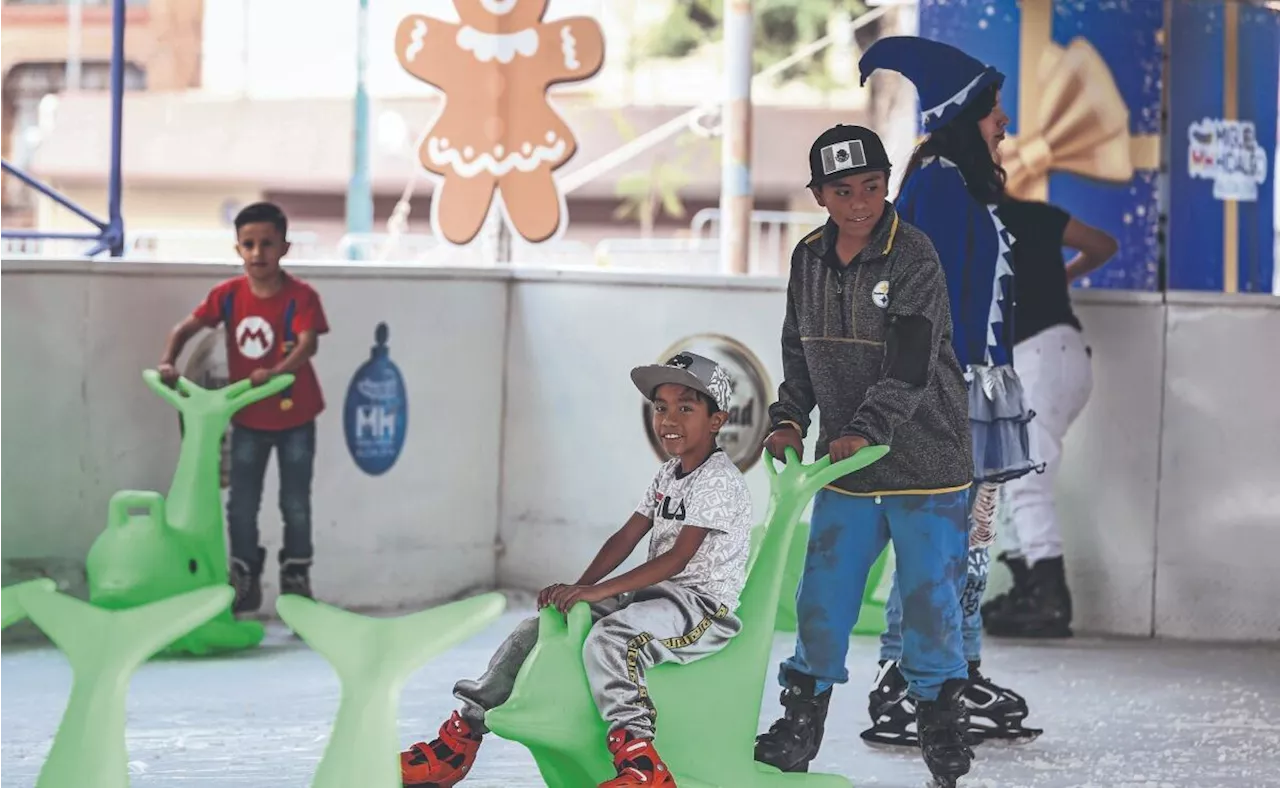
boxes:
[485,444,888,788]
[142,369,295,417]
[18,584,233,788]
[142,369,293,546]
[277,593,507,788]
[745,444,890,576]
[763,444,891,502]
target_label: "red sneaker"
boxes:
[400,711,482,787]
[598,729,677,787]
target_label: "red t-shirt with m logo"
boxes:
[192,274,330,430]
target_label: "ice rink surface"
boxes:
[3,598,1277,788]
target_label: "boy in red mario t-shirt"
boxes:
[157,202,330,612]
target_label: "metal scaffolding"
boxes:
[1,0,127,257]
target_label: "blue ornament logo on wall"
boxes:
[343,323,407,475]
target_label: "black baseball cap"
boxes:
[807,124,892,188]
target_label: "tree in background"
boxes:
[643,0,868,84]
[611,111,721,237]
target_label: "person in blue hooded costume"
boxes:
[856,36,1045,750]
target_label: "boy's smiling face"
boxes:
[812,170,888,238]
[650,383,727,464]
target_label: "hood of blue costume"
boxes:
[858,36,1005,134]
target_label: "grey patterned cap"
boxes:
[631,352,733,413]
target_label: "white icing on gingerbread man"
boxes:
[396,0,605,245]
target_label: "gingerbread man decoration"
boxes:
[396,0,605,246]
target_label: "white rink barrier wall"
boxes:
[2,260,1278,642]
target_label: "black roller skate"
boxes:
[917,678,973,788]
[964,661,1042,745]
[860,660,919,749]
[754,669,832,772]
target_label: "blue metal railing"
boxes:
[1,0,126,257]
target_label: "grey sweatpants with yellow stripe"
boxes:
[454,581,740,739]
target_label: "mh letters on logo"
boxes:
[355,406,397,440]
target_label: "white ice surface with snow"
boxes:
[3,596,1277,787]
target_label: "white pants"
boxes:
[998,324,1093,566]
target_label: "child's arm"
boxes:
[157,314,208,384]
[252,330,318,385]
[546,525,711,613]
[574,512,653,587]
[536,512,652,608]
[252,288,328,384]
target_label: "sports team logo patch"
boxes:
[821,139,867,175]
[872,280,890,309]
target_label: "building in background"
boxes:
[9,0,914,269]
[1,0,205,229]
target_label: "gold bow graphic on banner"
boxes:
[1001,37,1161,201]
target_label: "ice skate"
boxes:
[916,678,973,788]
[860,660,918,749]
[754,669,833,772]
[964,662,1042,745]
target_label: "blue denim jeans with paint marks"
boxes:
[227,421,316,574]
[881,546,988,665]
[880,484,989,665]
[779,488,970,702]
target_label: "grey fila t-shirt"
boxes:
[636,450,754,611]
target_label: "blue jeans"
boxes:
[227,421,316,574]
[881,545,988,664]
[780,489,969,702]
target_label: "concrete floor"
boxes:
[2,599,1277,788]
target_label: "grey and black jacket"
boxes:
[767,205,973,496]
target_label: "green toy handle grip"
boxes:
[763,444,890,500]
[142,369,190,412]
[142,369,295,414]
[221,374,296,409]
[107,490,166,529]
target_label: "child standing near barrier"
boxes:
[753,123,977,787]
[157,201,330,613]
[401,353,753,788]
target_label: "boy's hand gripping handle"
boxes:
[143,369,295,417]
[763,444,891,502]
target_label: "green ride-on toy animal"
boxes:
[484,445,889,788]
[84,369,294,656]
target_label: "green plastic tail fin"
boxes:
[21,584,233,674]
[18,585,232,788]
[277,593,506,788]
